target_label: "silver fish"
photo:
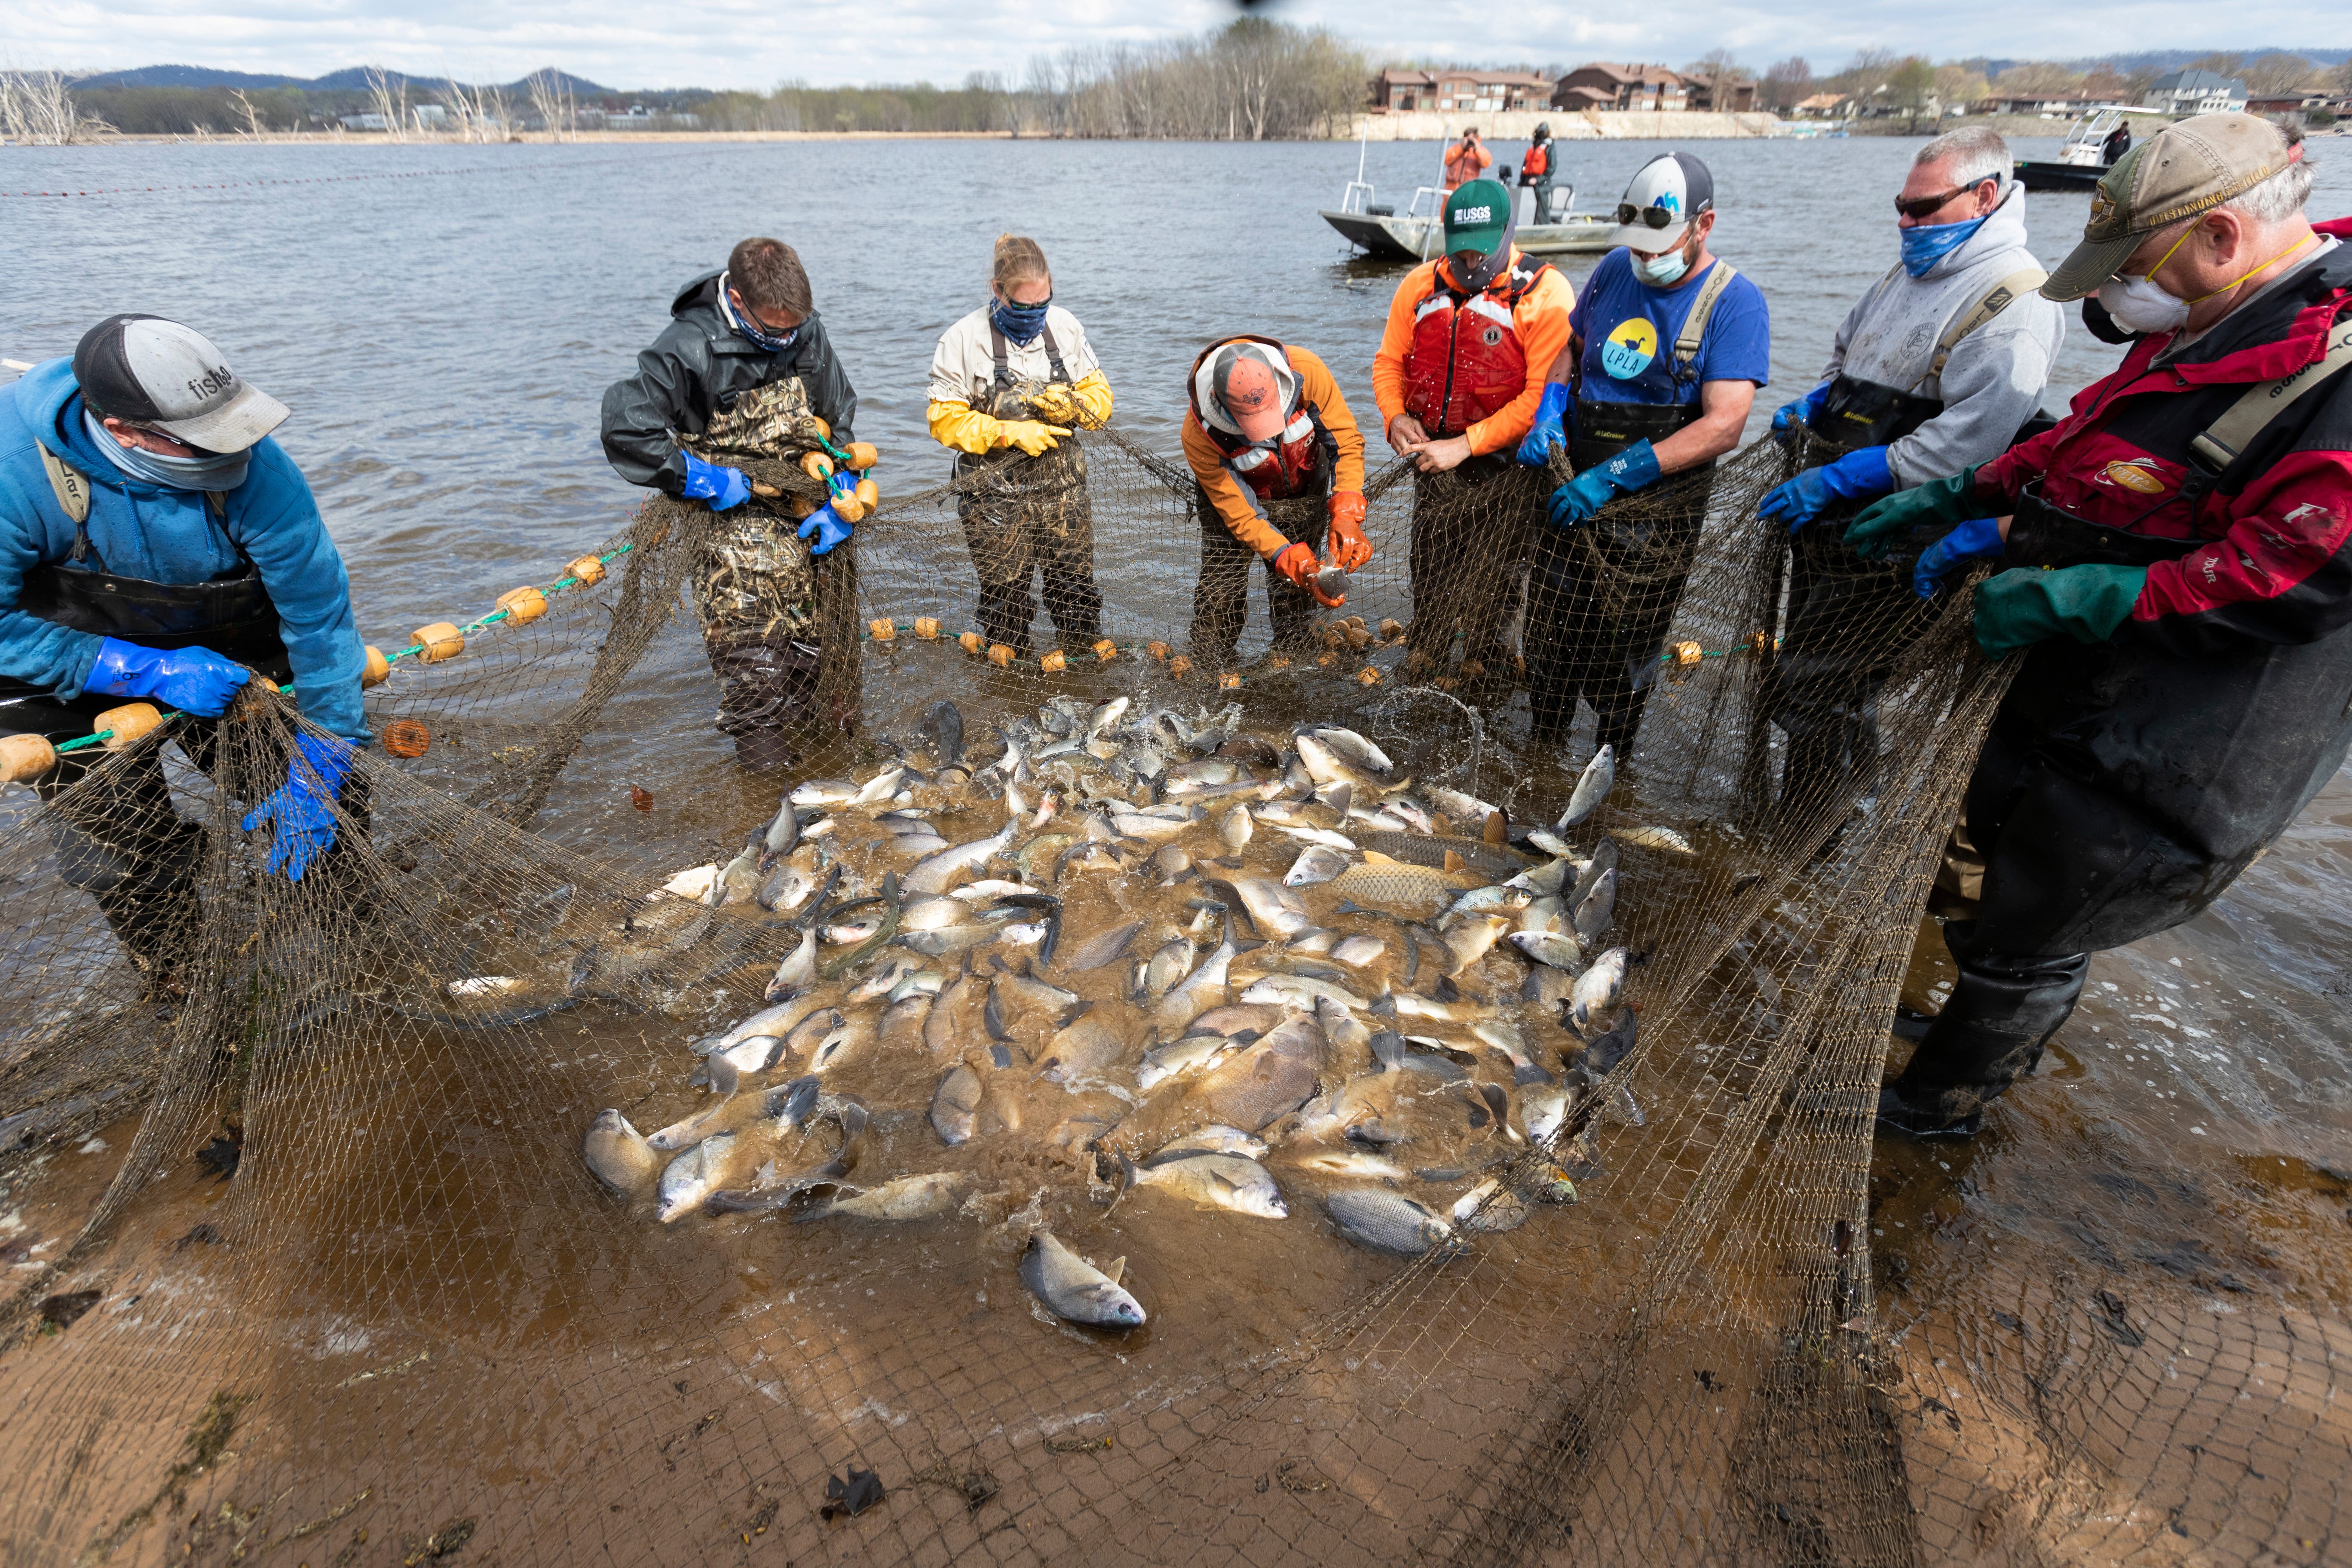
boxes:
[1062,919,1145,973]
[1141,937,1198,998]
[1154,919,1241,1031]
[879,992,931,1050]
[716,842,763,906]
[1109,813,1193,843]
[583,1109,660,1195]
[1181,1002,1286,1039]
[931,1063,982,1145]
[1088,697,1131,738]
[710,1035,786,1075]
[647,1058,741,1152]
[1425,785,1502,832]
[952,879,1042,902]
[926,960,978,1054]
[1473,1019,1556,1086]
[760,795,802,863]
[898,924,1001,957]
[1617,825,1697,856]
[1038,1014,1127,1083]
[1150,845,1193,882]
[1286,927,1338,954]
[852,765,907,806]
[1020,1230,1145,1327]
[1330,935,1387,968]
[1571,868,1616,943]
[1506,857,1576,898]
[1437,914,1511,975]
[1520,896,1565,935]
[1118,1151,1286,1219]
[1277,824,1356,853]
[893,834,952,857]
[886,968,946,1002]
[1218,805,1253,852]
[1163,760,1240,793]
[1138,1032,1241,1092]
[1286,844,1352,888]
[1219,875,1311,939]
[1150,1126,1267,1161]
[804,1011,875,1073]
[1571,948,1630,1032]
[899,894,971,932]
[1524,829,1575,858]
[1559,744,1614,828]
[849,954,922,1003]
[1305,725,1395,777]
[1239,973,1367,1012]
[1567,839,1617,909]
[1326,1188,1454,1256]
[1288,1148,1407,1182]
[823,913,885,945]
[799,1171,966,1222]
[701,999,811,1055]
[789,778,860,807]
[1452,1177,1530,1234]
[904,820,1019,896]
[765,925,819,1001]
[656,1132,738,1222]
[1509,930,1585,972]
[1294,732,1393,793]
[1447,885,1532,917]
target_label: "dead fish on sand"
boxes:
[1021,1230,1146,1328]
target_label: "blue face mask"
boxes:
[83,409,250,492]
[723,282,799,354]
[1899,214,1989,279]
[991,293,1052,347]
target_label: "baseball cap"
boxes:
[1607,152,1714,252]
[1444,178,1513,258]
[1215,351,1287,442]
[2043,113,2301,301]
[71,314,288,453]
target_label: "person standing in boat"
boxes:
[926,234,1115,662]
[2101,119,2132,167]
[0,315,371,989]
[1519,122,1558,224]
[1443,128,1493,193]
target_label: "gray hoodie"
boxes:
[1813,184,2064,488]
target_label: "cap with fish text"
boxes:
[71,314,288,453]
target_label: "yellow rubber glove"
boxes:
[927,400,1003,456]
[1000,420,1072,458]
[1069,369,1113,429]
[1027,383,1078,423]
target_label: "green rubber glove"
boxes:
[1972,564,2148,658]
[1843,466,1980,560]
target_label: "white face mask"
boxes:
[2096,273,2191,336]
[1635,243,1690,287]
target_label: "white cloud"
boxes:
[7,0,2338,89]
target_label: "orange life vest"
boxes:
[1404,258,1553,438]
[1523,143,1550,178]
[1187,336,1332,500]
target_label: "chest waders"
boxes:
[1188,443,1337,671]
[3,456,299,986]
[1523,262,1737,757]
[1887,315,2352,1137]
[953,325,1102,660]
[1769,266,2049,836]
[683,376,860,771]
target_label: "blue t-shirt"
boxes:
[1574,250,1771,407]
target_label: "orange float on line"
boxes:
[913,617,941,640]
[567,554,606,587]
[869,619,897,642]
[1040,650,1066,674]
[412,622,464,663]
[496,586,548,624]
[96,702,163,750]
[361,645,391,688]
[1091,638,1118,664]
[986,644,1015,668]
[959,631,984,655]
[0,733,56,782]
[383,719,432,758]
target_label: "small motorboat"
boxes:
[2013,107,2164,193]
[1319,136,1617,262]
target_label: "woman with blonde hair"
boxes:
[926,235,1114,658]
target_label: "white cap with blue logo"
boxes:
[1605,152,1716,253]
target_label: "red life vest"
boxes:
[1404,258,1552,437]
[1188,336,1332,500]
[1523,143,1549,178]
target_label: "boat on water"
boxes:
[2013,107,2168,192]
[1319,137,1616,262]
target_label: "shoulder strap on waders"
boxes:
[38,447,91,526]
[1923,266,2050,383]
[2184,312,2352,499]
[1670,261,1739,386]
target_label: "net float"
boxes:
[1167,655,1192,679]
[1431,674,1458,691]
[96,702,162,750]
[913,617,941,640]
[361,645,391,689]
[1317,652,1339,668]
[567,554,606,587]
[0,733,56,783]
[1378,619,1405,641]
[1344,626,1375,652]
[1459,659,1485,679]
[1671,641,1704,667]
[846,441,879,470]
[869,619,896,642]
[832,491,866,524]
[987,643,1015,668]
[959,631,984,655]
[1747,629,1773,656]
[412,622,464,663]
[383,719,431,758]
[1356,666,1383,687]
[1092,638,1118,664]
[855,477,879,511]
[1145,641,1170,662]
[1264,654,1290,671]
[1041,650,1067,673]
[1218,672,1243,690]
[801,451,835,482]
[496,586,548,624]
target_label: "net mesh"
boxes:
[0,423,2340,1568]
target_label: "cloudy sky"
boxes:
[12,0,2343,88]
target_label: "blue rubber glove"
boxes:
[798,504,851,556]
[827,469,857,503]
[1759,446,1896,533]
[1772,384,1830,446]
[1516,383,1573,467]
[86,637,251,717]
[1547,440,1660,530]
[1912,517,2006,599]
[679,451,751,511]
[242,734,356,882]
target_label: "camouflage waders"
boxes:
[1189,480,1329,670]
[955,325,1102,660]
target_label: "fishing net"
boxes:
[0,420,2340,1568]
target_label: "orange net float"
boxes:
[566,554,606,587]
[958,632,984,656]
[495,586,548,625]
[913,617,941,640]
[95,703,163,751]
[411,622,464,663]
[0,733,57,783]
[868,619,897,643]
[360,645,391,689]
[1092,638,1119,664]
[1040,650,1067,674]
[382,719,431,759]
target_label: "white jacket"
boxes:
[1814,184,2066,488]
[928,304,1102,410]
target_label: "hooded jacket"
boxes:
[1180,340,1366,558]
[0,359,367,741]
[1813,184,2065,487]
[600,269,858,494]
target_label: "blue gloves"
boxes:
[242,735,356,882]
[1912,517,2006,598]
[798,505,851,556]
[1772,384,1830,446]
[1760,445,1896,533]
[1547,439,1660,530]
[86,637,251,717]
[1516,383,1573,467]
[679,451,751,511]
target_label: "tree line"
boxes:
[1750,48,2352,118]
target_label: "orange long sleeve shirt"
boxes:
[1181,343,1366,560]
[1371,250,1576,459]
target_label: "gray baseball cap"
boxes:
[2043,113,2302,302]
[72,314,288,453]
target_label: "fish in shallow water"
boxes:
[920,700,965,769]
[1149,1125,1266,1161]
[1218,804,1252,853]
[1061,919,1144,974]
[931,1062,983,1145]
[796,1172,967,1223]
[1326,1188,1455,1256]
[1140,936,1197,999]
[647,1058,741,1152]
[1038,1014,1127,1084]
[1118,1151,1286,1218]
[583,1110,660,1195]
[765,926,819,1001]
[1559,744,1614,829]
[1509,930,1584,972]
[1571,948,1630,1032]
[1021,1230,1145,1328]
[1154,919,1243,1032]
[657,1132,738,1222]
[1617,825,1697,856]
[1572,868,1616,943]
[1286,844,1352,887]
[1137,1032,1242,1092]
[1288,1148,1408,1182]
[1213,875,1311,940]
[905,821,1019,895]
[1452,1177,1530,1234]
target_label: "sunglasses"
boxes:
[1893,180,1995,222]
[1614,202,1681,230]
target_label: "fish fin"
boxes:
[706,1057,741,1097]
[1484,810,1507,847]
[1103,1256,1127,1286]
[1443,850,1466,872]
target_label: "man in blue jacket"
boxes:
[0,315,369,987]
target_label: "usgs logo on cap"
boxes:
[1454,206,1492,223]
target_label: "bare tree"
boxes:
[229,87,267,139]
[0,62,100,144]
[365,65,408,141]
[527,69,574,141]
[2186,52,2245,81]
[1760,56,1813,112]
[2241,52,2319,96]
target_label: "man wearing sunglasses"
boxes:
[1516,150,1770,759]
[1844,115,2352,1138]
[602,236,862,770]
[1761,127,2063,822]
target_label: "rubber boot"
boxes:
[1879,945,2089,1137]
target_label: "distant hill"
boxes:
[72,64,613,95]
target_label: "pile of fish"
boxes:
[582,695,1688,1332]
